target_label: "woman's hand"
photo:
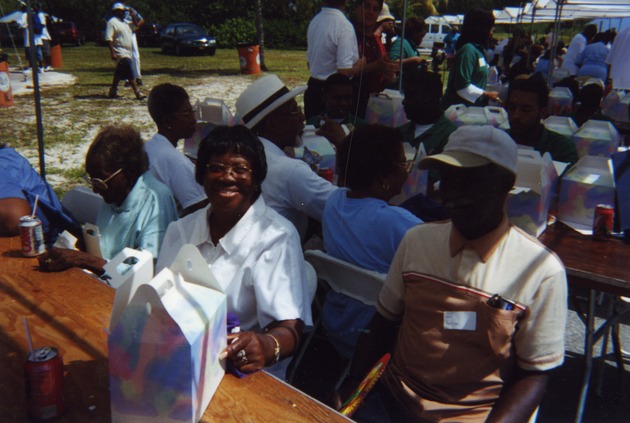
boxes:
[38,247,106,275]
[224,331,274,373]
[484,90,500,102]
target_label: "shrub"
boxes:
[209,17,257,48]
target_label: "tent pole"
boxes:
[547,0,564,85]
[397,0,408,93]
[25,0,46,181]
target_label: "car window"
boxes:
[430,24,438,34]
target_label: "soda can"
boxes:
[593,204,614,241]
[318,168,334,183]
[24,346,64,420]
[19,215,45,257]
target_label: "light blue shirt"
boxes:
[321,188,422,357]
[323,188,422,274]
[576,41,609,81]
[96,172,177,261]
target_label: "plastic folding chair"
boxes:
[61,186,103,225]
[286,250,386,385]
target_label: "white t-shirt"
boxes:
[105,16,133,61]
[259,137,337,239]
[606,26,630,90]
[145,133,206,210]
[306,7,359,80]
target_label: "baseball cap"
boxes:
[112,3,126,11]
[419,125,517,174]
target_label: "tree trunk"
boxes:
[255,0,267,71]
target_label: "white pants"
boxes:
[131,33,141,79]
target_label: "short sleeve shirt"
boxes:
[105,16,133,60]
[96,172,177,260]
[145,133,206,210]
[307,7,359,80]
[259,137,337,239]
[443,43,489,108]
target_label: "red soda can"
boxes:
[24,346,64,420]
[19,215,45,257]
[593,204,614,241]
[318,168,334,183]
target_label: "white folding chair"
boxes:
[61,186,103,225]
[286,249,386,385]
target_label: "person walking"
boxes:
[105,3,145,100]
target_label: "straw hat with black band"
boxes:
[236,75,307,129]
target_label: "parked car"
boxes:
[419,22,451,51]
[136,23,162,47]
[51,21,85,46]
[160,23,216,56]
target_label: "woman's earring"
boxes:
[382,183,390,191]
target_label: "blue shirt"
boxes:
[576,41,609,81]
[0,147,77,242]
[323,188,422,273]
[96,172,177,260]
[321,188,421,357]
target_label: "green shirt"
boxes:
[509,127,579,167]
[442,43,489,109]
[388,37,418,61]
[398,114,458,155]
[398,115,458,183]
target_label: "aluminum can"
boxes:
[19,216,45,256]
[24,346,64,420]
[318,168,334,183]
[593,204,614,241]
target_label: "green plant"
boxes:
[209,18,257,48]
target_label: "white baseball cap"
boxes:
[420,125,517,174]
[112,3,126,11]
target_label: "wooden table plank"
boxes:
[539,222,630,296]
[0,237,348,422]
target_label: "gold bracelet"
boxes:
[265,333,281,364]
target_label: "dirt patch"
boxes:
[1,71,253,192]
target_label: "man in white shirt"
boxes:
[105,3,144,100]
[606,26,630,90]
[146,83,208,216]
[562,24,597,75]
[236,75,338,240]
[305,0,364,119]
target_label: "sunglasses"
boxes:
[83,168,123,191]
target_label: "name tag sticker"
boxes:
[479,57,487,68]
[444,311,477,331]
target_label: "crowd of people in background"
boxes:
[4,0,630,421]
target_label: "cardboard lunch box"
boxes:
[108,244,227,423]
[365,89,408,128]
[543,115,579,137]
[557,155,616,232]
[506,149,559,237]
[572,119,621,159]
[292,125,337,171]
[444,104,509,129]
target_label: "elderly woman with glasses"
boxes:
[39,125,178,274]
[155,125,312,380]
[321,124,422,358]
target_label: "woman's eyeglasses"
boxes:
[82,168,123,191]
[206,162,252,177]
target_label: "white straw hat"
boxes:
[420,125,517,174]
[235,75,306,129]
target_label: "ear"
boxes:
[539,106,549,120]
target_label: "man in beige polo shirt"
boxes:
[343,125,567,422]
